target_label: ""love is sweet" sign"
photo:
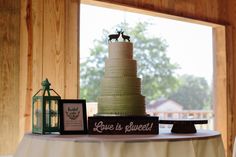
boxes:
[88,116,159,135]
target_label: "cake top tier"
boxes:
[108,42,133,59]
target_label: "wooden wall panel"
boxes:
[65,0,80,99]
[20,0,42,141]
[19,0,80,151]
[213,26,227,152]
[0,0,20,155]
[19,0,28,140]
[31,0,44,98]
[225,0,236,156]
[43,0,65,96]
[87,0,223,23]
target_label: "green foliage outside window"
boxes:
[80,21,212,110]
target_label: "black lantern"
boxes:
[32,79,61,134]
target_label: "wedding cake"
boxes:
[97,41,146,116]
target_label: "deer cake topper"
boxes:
[120,30,130,42]
[108,29,130,42]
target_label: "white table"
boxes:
[14,129,225,157]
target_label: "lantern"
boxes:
[32,79,61,134]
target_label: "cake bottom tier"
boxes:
[97,95,146,116]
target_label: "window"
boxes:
[80,3,226,132]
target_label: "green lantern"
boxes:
[32,79,61,134]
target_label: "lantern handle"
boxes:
[33,89,42,97]
[51,89,60,97]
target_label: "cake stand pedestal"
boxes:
[159,119,208,133]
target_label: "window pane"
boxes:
[80,4,213,130]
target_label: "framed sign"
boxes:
[59,99,87,134]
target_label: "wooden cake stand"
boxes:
[159,119,208,133]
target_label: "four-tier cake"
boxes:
[97,41,146,116]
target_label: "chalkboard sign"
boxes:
[88,116,159,135]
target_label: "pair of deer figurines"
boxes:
[108,30,130,42]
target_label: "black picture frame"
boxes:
[59,99,87,134]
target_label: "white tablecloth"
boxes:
[14,130,225,157]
